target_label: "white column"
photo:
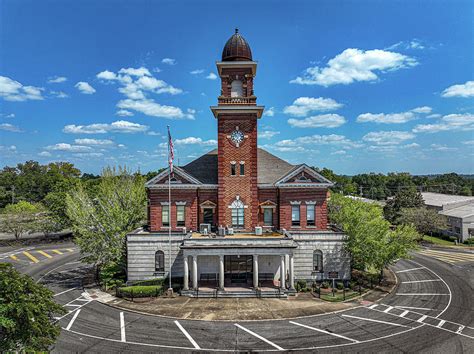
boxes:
[219,255,224,290]
[289,254,295,290]
[183,255,189,290]
[280,255,286,289]
[253,255,259,289]
[192,255,198,290]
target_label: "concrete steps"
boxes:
[181,289,289,298]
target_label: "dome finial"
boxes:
[235,28,239,34]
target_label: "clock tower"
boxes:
[211,29,264,230]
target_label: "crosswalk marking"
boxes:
[37,250,52,259]
[53,249,63,255]
[417,249,474,264]
[23,251,39,263]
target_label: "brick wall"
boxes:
[257,188,278,227]
[217,114,258,230]
[220,68,254,97]
[279,189,328,230]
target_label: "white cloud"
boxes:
[274,134,363,149]
[411,106,432,114]
[206,72,218,80]
[362,131,415,145]
[47,76,67,84]
[0,76,44,101]
[174,137,217,146]
[0,145,17,152]
[288,114,347,128]
[427,113,442,119]
[430,144,457,152]
[38,151,52,157]
[412,113,474,133]
[118,67,151,77]
[74,138,115,146]
[97,70,118,80]
[117,98,195,120]
[331,150,347,155]
[162,58,176,65]
[147,131,161,136]
[75,81,96,94]
[290,48,417,86]
[283,97,343,117]
[190,69,204,75]
[357,111,415,124]
[441,81,474,98]
[73,152,104,158]
[386,39,426,51]
[63,120,149,134]
[0,123,22,132]
[46,143,93,152]
[116,109,134,117]
[462,140,474,145]
[264,107,275,117]
[258,130,280,139]
[1,113,15,118]
[51,91,69,98]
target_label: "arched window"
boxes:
[313,250,323,272]
[231,80,243,97]
[155,250,165,272]
[230,198,244,227]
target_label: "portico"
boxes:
[181,236,297,293]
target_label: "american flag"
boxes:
[167,126,174,174]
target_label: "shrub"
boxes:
[321,281,330,289]
[295,280,307,292]
[117,285,163,298]
[336,282,344,290]
[464,238,474,245]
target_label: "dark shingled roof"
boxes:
[180,148,295,185]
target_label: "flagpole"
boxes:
[167,125,172,292]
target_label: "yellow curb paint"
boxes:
[66,249,74,252]
[37,250,52,259]
[53,250,63,255]
[23,251,39,263]
[10,255,18,261]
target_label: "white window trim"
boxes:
[175,201,187,206]
[305,201,316,205]
[290,201,301,205]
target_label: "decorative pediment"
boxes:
[275,164,333,187]
[259,200,277,209]
[145,166,203,188]
[200,200,217,211]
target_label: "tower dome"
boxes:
[221,29,253,61]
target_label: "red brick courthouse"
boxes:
[127,30,350,297]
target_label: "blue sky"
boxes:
[1,0,473,175]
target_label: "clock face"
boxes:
[230,129,245,146]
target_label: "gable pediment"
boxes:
[145,166,202,188]
[275,164,333,187]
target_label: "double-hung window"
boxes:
[177,205,185,227]
[162,205,169,227]
[306,204,315,226]
[263,208,273,226]
[291,205,300,226]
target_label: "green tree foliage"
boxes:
[0,263,66,351]
[397,207,448,238]
[0,201,40,239]
[329,193,418,278]
[66,167,146,273]
[383,188,425,223]
[314,167,357,195]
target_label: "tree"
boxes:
[0,263,66,351]
[383,188,424,223]
[397,207,448,239]
[329,193,418,279]
[66,167,146,275]
[0,201,40,240]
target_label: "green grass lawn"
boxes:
[320,290,362,302]
[422,235,456,246]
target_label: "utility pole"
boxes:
[359,186,363,196]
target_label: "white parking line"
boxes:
[417,315,427,323]
[457,325,465,334]
[400,310,409,318]
[290,321,359,343]
[396,267,425,273]
[120,312,126,342]
[437,320,446,328]
[369,304,378,309]
[65,309,81,330]
[394,306,435,311]
[383,306,393,313]
[401,279,442,284]
[175,320,201,349]
[396,293,450,296]
[234,323,284,350]
[53,287,78,297]
[341,314,413,328]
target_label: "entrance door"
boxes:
[224,255,253,286]
[203,208,214,225]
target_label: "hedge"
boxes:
[117,285,163,298]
